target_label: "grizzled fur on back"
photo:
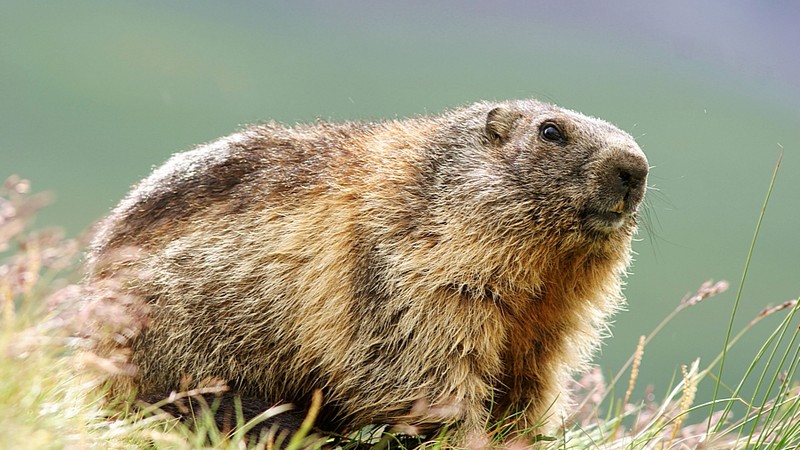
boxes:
[87,99,648,439]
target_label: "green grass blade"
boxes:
[732,300,800,444]
[748,324,799,448]
[707,148,784,436]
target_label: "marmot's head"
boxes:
[437,99,648,248]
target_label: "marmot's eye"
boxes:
[540,123,565,143]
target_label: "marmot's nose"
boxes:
[612,150,648,207]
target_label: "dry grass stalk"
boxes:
[750,299,799,327]
[680,279,729,309]
[663,361,699,449]
[1,275,12,329]
[624,335,646,407]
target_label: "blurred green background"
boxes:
[2,1,798,408]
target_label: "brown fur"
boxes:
[86,99,648,440]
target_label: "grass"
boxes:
[1,162,798,449]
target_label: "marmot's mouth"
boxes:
[583,208,629,232]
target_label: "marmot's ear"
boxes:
[485,106,522,144]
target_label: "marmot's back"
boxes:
[87,99,648,440]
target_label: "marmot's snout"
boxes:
[611,148,648,212]
[586,145,649,231]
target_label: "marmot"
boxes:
[86,99,648,441]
